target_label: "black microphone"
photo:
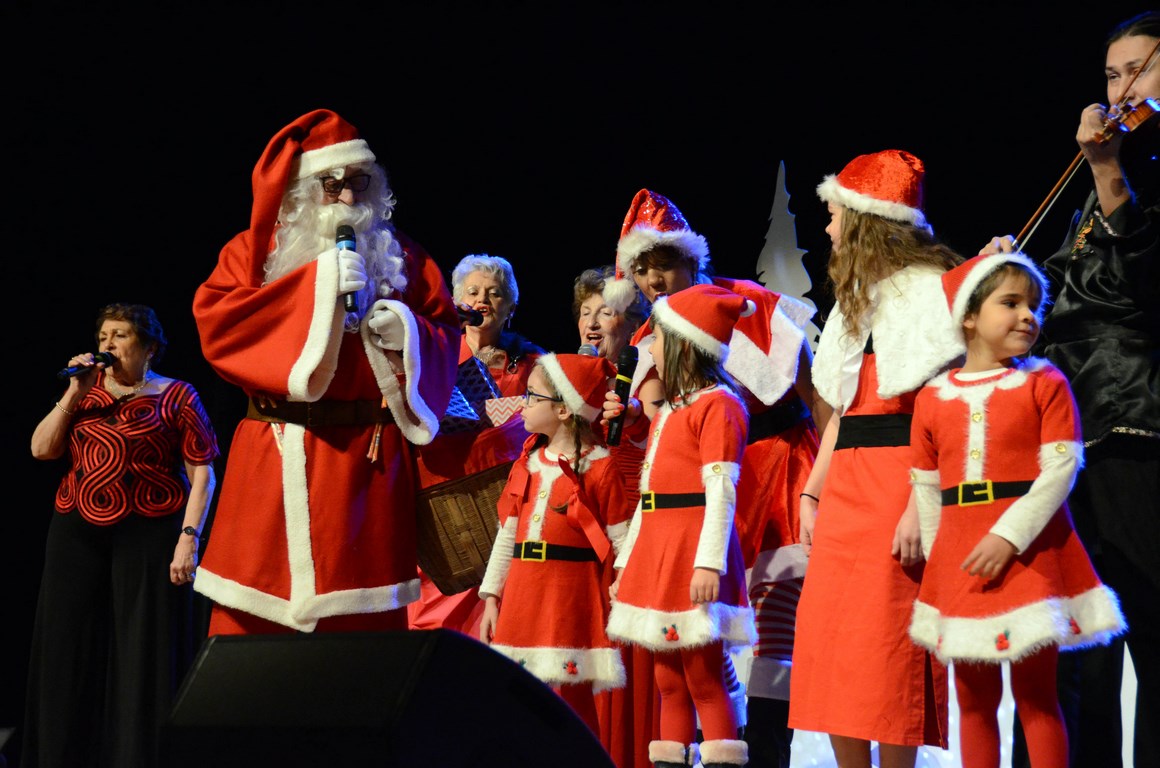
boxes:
[577,343,599,356]
[57,352,115,380]
[337,225,357,313]
[606,344,638,446]
[458,306,485,326]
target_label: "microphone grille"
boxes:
[577,344,599,356]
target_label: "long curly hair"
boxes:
[827,209,961,338]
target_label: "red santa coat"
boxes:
[479,439,630,692]
[191,227,459,631]
[607,386,756,652]
[909,360,1126,663]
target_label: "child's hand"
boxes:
[479,595,500,644]
[799,495,819,556]
[961,533,1017,581]
[891,498,923,566]
[609,569,623,602]
[690,568,720,604]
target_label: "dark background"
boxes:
[1,2,1140,762]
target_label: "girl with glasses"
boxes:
[478,353,631,741]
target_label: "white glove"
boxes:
[368,307,405,351]
[337,248,367,297]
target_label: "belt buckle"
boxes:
[958,480,994,506]
[520,540,547,562]
[640,491,656,512]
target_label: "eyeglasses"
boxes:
[319,174,372,195]
[521,388,564,405]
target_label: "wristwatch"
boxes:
[181,526,201,539]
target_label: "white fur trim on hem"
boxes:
[910,585,1126,664]
[606,600,757,651]
[193,568,421,632]
[489,645,627,693]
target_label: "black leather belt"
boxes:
[639,491,706,512]
[834,413,912,450]
[513,541,599,562]
[247,396,393,427]
[941,480,1033,507]
[747,397,810,445]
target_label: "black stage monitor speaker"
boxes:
[162,628,615,768]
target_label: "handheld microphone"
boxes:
[337,225,357,313]
[606,344,638,446]
[458,306,485,326]
[577,343,599,356]
[57,352,115,380]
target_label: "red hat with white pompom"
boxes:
[650,283,756,362]
[538,353,617,423]
[603,189,710,314]
[816,149,931,234]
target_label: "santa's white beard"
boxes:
[266,202,374,280]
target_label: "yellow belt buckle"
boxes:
[521,540,547,562]
[958,480,994,506]
[640,491,656,512]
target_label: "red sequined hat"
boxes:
[651,284,756,362]
[603,189,709,314]
[538,353,617,423]
[816,149,930,233]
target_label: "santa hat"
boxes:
[651,284,756,362]
[246,109,376,270]
[603,189,710,314]
[538,353,617,423]
[942,251,1049,328]
[816,149,931,233]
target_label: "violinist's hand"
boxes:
[981,235,1018,255]
[1078,102,1121,163]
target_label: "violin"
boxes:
[1014,37,1160,251]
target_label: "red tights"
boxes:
[653,642,737,743]
[954,647,1067,768]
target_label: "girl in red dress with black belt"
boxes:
[478,352,630,737]
[908,252,1126,768]
[606,284,758,768]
